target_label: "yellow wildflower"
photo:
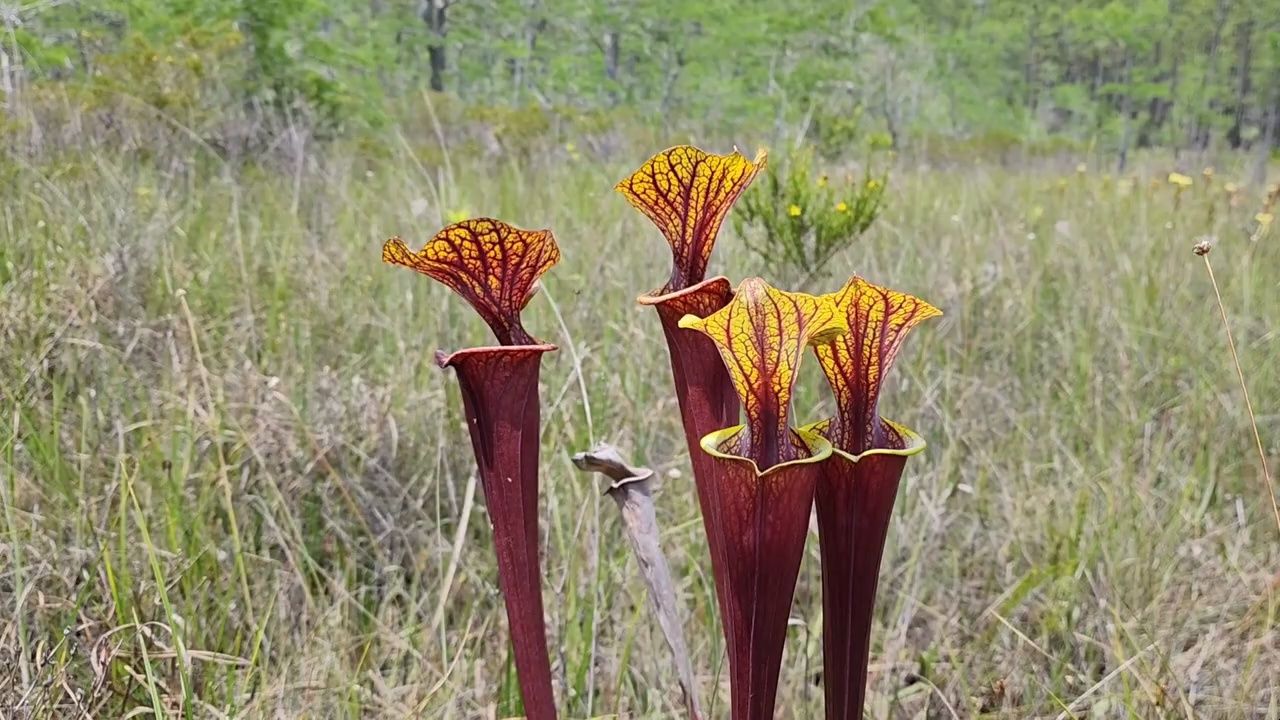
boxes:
[817,175,828,188]
[1076,162,1087,174]
[1168,172,1193,189]
[1224,182,1239,194]
[865,178,881,191]
[1202,166,1215,179]
[835,201,849,213]
[1257,212,1274,227]
[788,204,803,217]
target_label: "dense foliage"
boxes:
[6,0,1280,158]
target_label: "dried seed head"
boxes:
[1193,239,1214,256]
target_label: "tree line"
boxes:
[5,0,1279,160]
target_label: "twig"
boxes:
[1193,240,1280,539]
[571,444,703,720]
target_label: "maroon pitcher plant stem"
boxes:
[804,276,941,720]
[637,277,739,620]
[680,277,846,720]
[383,218,561,720]
[617,145,766,636]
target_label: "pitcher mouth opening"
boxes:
[434,343,559,368]
[799,417,928,463]
[637,275,732,308]
[698,424,834,477]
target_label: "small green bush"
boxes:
[735,145,888,284]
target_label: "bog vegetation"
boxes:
[2,1,1280,718]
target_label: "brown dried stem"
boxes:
[571,444,703,720]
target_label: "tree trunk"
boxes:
[1138,40,1164,147]
[421,0,448,92]
[602,29,621,105]
[520,16,546,101]
[1227,19,1252,149]
[658,47,685,119]
[1253,91,1278,187]
[1118,51,1134,172]
[1188,0,1229,150]
[1161,50,1181,150]
[1023,3,1040,112]
[0,44,13,103]
[603,31,620,81]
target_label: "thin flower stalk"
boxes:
[680,277,846,720]
[803,276,941,720]
[383,218,560,720]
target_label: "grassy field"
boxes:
[2,116,1279,719]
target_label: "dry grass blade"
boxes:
[429,471,478,635]
[571,444,703,720]
[1054,644,1154,720]
[7,110,1279,714]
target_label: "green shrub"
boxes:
[734,145,888,285]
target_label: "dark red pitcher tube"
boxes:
[808,276,941,720]
[699,426,833,720]
[805,426,924,720]
[438,344,558,720]
[639,277,739,623]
